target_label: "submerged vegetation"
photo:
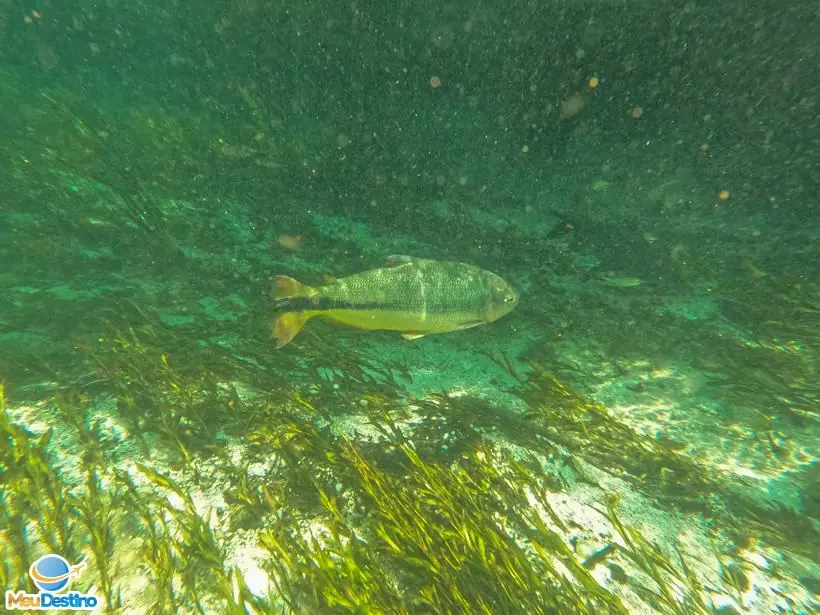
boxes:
[1,321,816,613]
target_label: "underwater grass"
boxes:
[252,410,627,614]
[1,326,815,613]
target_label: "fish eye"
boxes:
[504,294,515,303]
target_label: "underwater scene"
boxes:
[0,1,817,613]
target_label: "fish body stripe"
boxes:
[417,264,428,322]
[276,296,419,313]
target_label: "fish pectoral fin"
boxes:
[455,320,485,330]
[384,254,416,268]
[272,311,312,348]
[401,332,427,340]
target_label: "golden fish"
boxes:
[271,255,519,348]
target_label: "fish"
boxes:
[271,255,519,348]
[602,276,643,288]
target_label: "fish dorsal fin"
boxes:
[384,254,416,268]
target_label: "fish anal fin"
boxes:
[384,255,416,268]
[272,312,311,348]
[273,275,313,299]
[401,332,427,341]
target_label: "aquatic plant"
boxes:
[1,325,815,613]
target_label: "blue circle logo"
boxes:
[29,554,73,592]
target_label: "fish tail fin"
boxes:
[273,275,313,300]
[271,275,318,348]
[271,311,312,348]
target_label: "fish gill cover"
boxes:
[0,1,818,614]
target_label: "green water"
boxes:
[0,1,817,613]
